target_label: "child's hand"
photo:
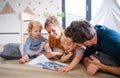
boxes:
[66,51,73,56]
[18,54,29,64]
[38,52,42,56]
[44,52,54,59]
[57,66,72,72]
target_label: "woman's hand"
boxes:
[44,52,54,59]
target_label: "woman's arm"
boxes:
[44,42,63,58]
[44,42,52,52]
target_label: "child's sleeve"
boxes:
[40,36,49,43]
[75,46,85,57]
[23,37,31,55]
[40,36,52,52]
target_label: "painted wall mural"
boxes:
[0,0,62,20]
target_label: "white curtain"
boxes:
[90,0,120,32]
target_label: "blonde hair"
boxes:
[61,34,83,48]
[28,21,42,34]
[45,16,61,29]
[61,34,72,44]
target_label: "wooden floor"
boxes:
[0,45,119,78]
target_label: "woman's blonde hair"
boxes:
[28,21,42,34]
[44,16,61,29]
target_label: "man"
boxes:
[65,20,120,76]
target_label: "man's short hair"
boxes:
[65,20,95,44]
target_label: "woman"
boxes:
[44,16,65,59]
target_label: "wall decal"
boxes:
[1,2,15,14]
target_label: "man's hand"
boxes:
[86,55,102,75]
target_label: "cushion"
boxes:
[0,43,22,59]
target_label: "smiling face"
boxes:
[61,35,75,52]
[45,16,62,39]
[45,24,62,39]
[28,21,42,40]
[30,25,41,39]
[63,41,75,52]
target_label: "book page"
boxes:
[27,54,50,66]
[26,54,68,70]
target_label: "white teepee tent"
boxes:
[90,0,120,32]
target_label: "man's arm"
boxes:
[99,62,120,76]
[84,55,120,76]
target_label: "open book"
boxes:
[26,54,67,71]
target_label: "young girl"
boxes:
[18,21,52,64]
[57,34,85,72]
[44,16,65,59]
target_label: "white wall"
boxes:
[0,0,62,44]
[65,0,86,28]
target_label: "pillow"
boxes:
[0,43,22,59]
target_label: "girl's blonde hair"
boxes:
[28,21,42,34]
[61,34,83,48]
[61,34,73,44]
